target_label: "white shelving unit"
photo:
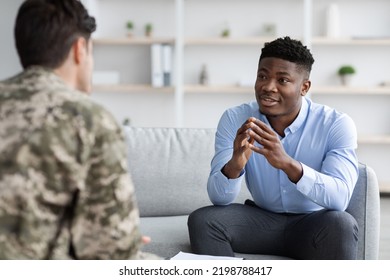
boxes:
[89,0,390,192]
[307,0,390,193]
[312,37,390,46]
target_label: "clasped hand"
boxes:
[225,117,303,183]
[236,117,288,169]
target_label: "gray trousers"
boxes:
[188,201,359,260]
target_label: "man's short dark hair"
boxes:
[259,36,315,74]
[15,0,96,69]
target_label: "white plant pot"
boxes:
[340,74,353,86]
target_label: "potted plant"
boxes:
[126,21,134,37]
[145,23,153,37]
[221,28,230,38]
[220,21,230,38]
[338,65,356,86]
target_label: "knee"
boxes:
[188,206,215,230]
[188,205,233,235]
[324,211,359,239]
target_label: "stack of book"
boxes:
[151,44,172,87]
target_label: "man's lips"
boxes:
[259,95,279,106]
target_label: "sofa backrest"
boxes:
[123,126,251,217]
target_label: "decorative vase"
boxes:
[326,3,341,38]
[199,64,209,85]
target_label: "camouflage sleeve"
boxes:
[70,107,144,259]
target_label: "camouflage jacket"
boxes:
[0,66,149,259]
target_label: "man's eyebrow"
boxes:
[258,68,292,77]
[257,67,269,73]
[276,71,292,76]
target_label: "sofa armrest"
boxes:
[346,163,380,259]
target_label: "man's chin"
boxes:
[259,108,279,118]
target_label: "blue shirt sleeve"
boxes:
[296,114,359,211]
[207,110,245,205]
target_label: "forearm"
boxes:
[209,111,252,205]
[296,163,358,211]
[281,157,303,184]
[222,156,245,179]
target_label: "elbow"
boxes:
[320,197,348,211]
[207,181,236,206]
[337,179,355,211]
[208,187,235,206]
[209,196,232,206]
[325,180,353,212]
[329,202,348,212]
[207,170,241,206]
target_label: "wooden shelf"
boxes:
[92,84,174,93]
[92,84,390,95]
[358,135,390,144]
[183,85,390,95]
[312,37,390,46]
[379,182,390,194]
[310,86,390,95]
[93,37,175,45]
[184,85,253,94]
[185,36,275,46]
[180,36,390,47]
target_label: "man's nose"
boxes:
[262,79,277,92]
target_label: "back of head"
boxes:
[14,0,96,69]
[259,36,315,74]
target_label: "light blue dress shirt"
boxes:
[207,97,359,213]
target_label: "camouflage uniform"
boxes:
[0,66,155,259]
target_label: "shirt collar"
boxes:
[257,97,309,137]
[285,97,309,135]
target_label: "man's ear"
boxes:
[72,37,87,65]
[301,79,311,96]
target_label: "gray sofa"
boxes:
[124,126,380,260]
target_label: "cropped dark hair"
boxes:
[259,36,315,73]
[14,0,96,69]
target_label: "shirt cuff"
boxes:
[296,163,317,196]
[216,168,245,194]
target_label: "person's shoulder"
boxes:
[307,98,355,127]
[34,69,121,133]
[308,98,349,119]
[216,101,258,133]
[62,88,105,113]
[222,100,258,120]
[0,71,27,95]
[61,89,120,131]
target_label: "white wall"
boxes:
[0,0,24,80]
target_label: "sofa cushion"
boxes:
[140,216,191,259]
[140,215,291,260]
[124,127,251,217]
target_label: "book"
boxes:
[162,44,172,86]
[151,44,164,87]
